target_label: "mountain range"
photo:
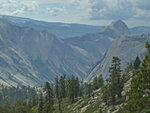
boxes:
[0,15,150,87]
[0,17,114,87]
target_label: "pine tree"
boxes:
[28,98,32,108]
[126,42,150,112]
[58,83,63,113]
[98,74,104,88]
[45,82,54,105]
[79,79,84,97]
[58,75,65,113]
[74,77,80,98]
[55,76,59,98]
[38,92,43,113]
[88,83,92,97]
[68,75,75,103]
[42,102,53,113]
[102,83,110,105]
[133,56,141,69]
[109,56,122,103]
[59,74,66,98]
[92,76,99,90]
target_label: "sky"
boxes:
[0,0,150,27]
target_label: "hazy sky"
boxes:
[0,0,150,27]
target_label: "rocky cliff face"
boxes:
[0,17,144,87]
[0,19,115,87]
[86,34,150,82]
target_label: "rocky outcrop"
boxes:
[87,34,150,82]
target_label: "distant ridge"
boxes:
[0,15,103,39]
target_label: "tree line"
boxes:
[0,42,149,113]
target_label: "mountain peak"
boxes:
[110,20,128,30]
[101,20,130,38]
[111,19,124,25]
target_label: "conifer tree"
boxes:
[42,102,53,113]
[79,79,84,97]
[45,82,54,105]
[74,77,80,98]
[133,56,141,69]
[55,76,59,98]
[88,83,92,97]
[38,92,43,113]
[109,56,121,103]
[68,75,75,103]
[92,76,99,90]
[102,83,110,105]
[58,84,63,113]
[126,42,150,112]
[98,74,104,88]
[59,74,66,98]
[57,75,66,113]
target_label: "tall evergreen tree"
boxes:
[57,75,66,113]
[92,76,99,90]
[79,79,84,97]
[98,74,104,88]
[87,83,92,97]
[59,74,66,98]
[55,76,59,98]
[44,82,54,105]
[68,75,75,103]
[126,42,150,112]
[109,56,122,103]
[42,102,53,113]
[38,92,43,113]
[58,84,63,113]
[133,56,141,69]
[74,77,80,98]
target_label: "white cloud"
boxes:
[0,0,38,15]
[88,0,150,20]
[67,0,93,20]
[47,7,66,16]
[0,0,149,26]
[136,0,150,10]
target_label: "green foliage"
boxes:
[102,84,110,104]
[87,83,92,97]
[45,82,54,105]
[98,74,104,88]
[38,92,43,113]
[59,74,66,98]
[0,100,33,113]
[68,75,75,103]
[0,105,14,113]
[92,76,99,90]
[133,56,141,69]
[122,42,150,113]
[109,56,122,103]
[55,76,59,99]
[15,100,33,113]
[79,79,84,97]
[0,85,36,104]
[85,100,102,113]
[42,102,53,113]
